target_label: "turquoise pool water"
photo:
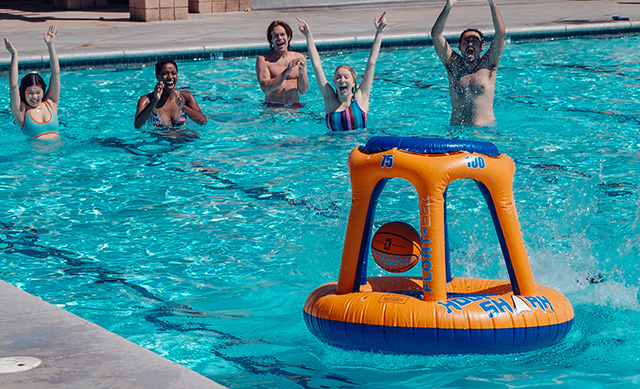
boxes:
[1,35,640,387]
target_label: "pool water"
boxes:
[1,35,640,387]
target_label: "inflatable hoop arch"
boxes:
[304,136,574,354]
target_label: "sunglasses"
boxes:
[462,36,482,44]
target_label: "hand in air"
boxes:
[296,18,310,37]
[43,25,57,45]
[374,12,387,32]
[3,37,16,55]
[447,0,459,7]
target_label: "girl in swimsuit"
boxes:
[297,13,386,132]
[4,25,61,141]
[134,57,207,130]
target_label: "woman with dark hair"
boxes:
[134,57,207,130]
[297,13,386,131]
[4,25,61,141]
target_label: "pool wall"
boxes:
[3,23,640,75]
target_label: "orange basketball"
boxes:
[371,222,421,273]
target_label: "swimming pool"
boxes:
[1,34,639,387]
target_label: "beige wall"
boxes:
[128,0,251,21]
[188,0,251,13]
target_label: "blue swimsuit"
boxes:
[21,101,60,139]
[326,97,367,132]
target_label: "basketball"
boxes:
[371,221,421,273]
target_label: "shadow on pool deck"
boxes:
[0,0,638,387]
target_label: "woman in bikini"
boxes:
[297,13,386,132]
[134,57,207,130]
[4,25,61,141]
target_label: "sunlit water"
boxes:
[1,35,640,387]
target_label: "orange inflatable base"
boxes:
[304,276,574,355]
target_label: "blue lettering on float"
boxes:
[439,300,462,314]
[421,256,433,293]
[465,155,486,169]
[419,198,434,293]
[478,300,501,318]
[493,298,515,314]
[380,154,394,168]
[537,295,554,312]
[437,295,486,314]
[523,296,555,312]
[420,227,433,293]
[438,296,516,317]
[421,247,432,262]
[438,295,555,318]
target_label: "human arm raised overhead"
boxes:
[355,12,387,111]
[431,0,459,67]
[484,0,506,69]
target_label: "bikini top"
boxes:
[21,101,60,139]
[325,97,367,132]
[151,108,187,128]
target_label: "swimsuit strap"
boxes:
[43,100,53,112]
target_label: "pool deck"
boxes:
[1,0,639,70]
[0,0,638,388]
[0,280,223,388]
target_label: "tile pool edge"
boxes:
[1,22,638,74]
[0,279,226,388]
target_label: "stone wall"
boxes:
[129,0,189,21]
[128,0,250,20]
[188,0,251,13]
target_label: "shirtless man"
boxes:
[256,20,309,106]
[431,0,505,126]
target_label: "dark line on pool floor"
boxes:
[95,135,342,219]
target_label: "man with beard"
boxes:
[256,20,309,107]
[431,0,505,126]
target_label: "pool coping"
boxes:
[0,280,226,388]
[2,21,639,74]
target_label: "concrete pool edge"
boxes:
[1,21,639,73]
[0,279,226,388]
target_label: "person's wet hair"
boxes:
[334,65,358,93]
[155,57,178,76]
[460,28,484,43]
[266,20,293,51]
[18,73,47,104]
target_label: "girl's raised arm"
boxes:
[4,37,23,125]
[356,12,386,109]
[297,18,335,103]
[43,25,60,107]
